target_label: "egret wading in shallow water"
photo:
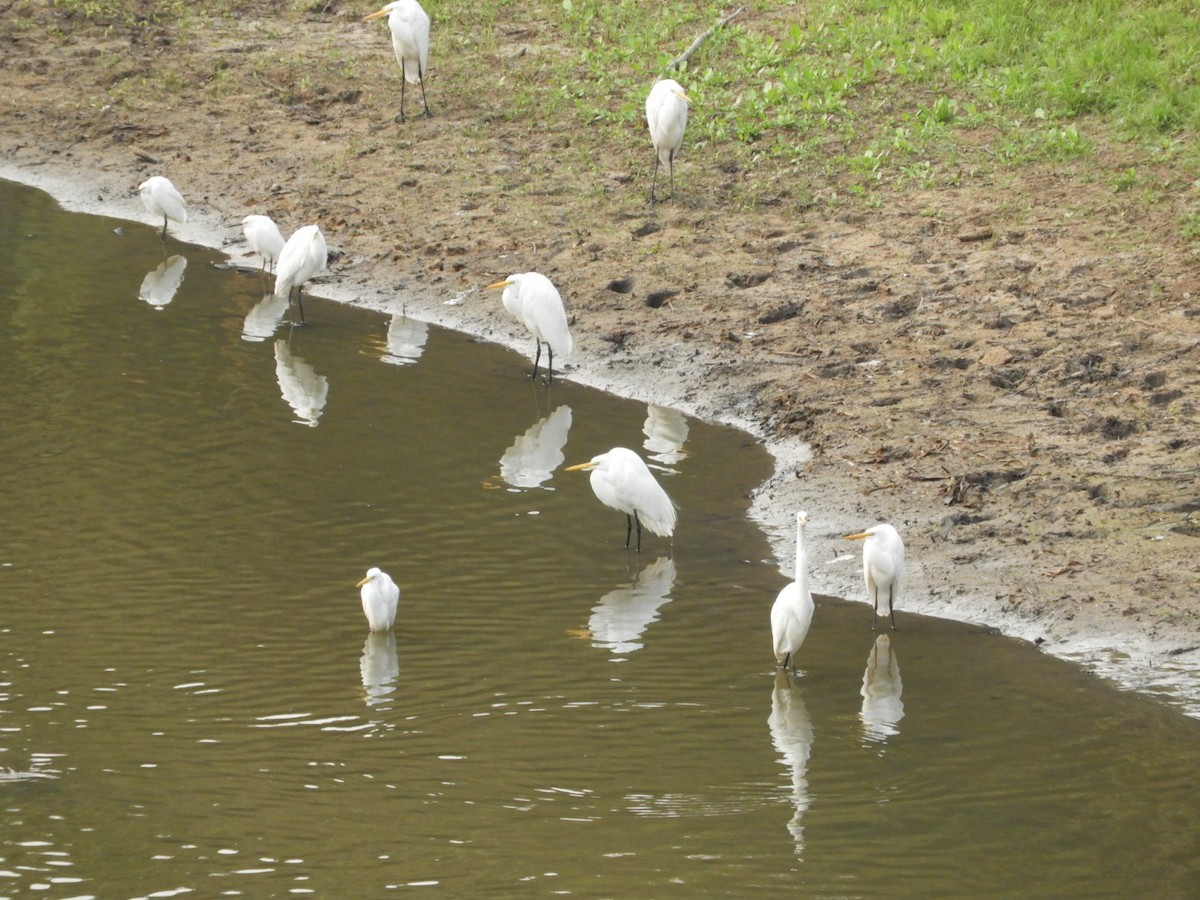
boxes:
[772,510,815,672]
[364,0,432,122]
[845,523,905,631]
[274,224,327,325]
[645,78,690,204]
[138,176,187,240]
[566,447,676,551]
[242,215,286,274]
[356,567,400,632]
[486,272,573,382]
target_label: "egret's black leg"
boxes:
[650,156,660,205]
[418,65,431,117]
[290,287,307,326]
[668,151,676,201]
[871,586,879,632]
[634,511,644,552]
[624,514,633,549]
[160,216,168,241]
[547,345,555,383]
[889,589,898,630]
[530,341,542,381]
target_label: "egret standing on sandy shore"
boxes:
[356,567,400,632]
[845,523,905,630]
[486,272,573,382]
[772,511,815,671]
[242,215,286,274]
[566,447,676,551]
[364,0,432,122]
[274,224,327,325]
[645,78,690,204]
[139,176,187,240]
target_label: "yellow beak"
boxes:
[844,531,869,541]
[485,279,513,290]
[564,461,596,472]
[356,575,373,587]
[364,7,389,21]
[673,88,691,102]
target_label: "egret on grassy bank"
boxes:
[242,214,286,273]
[645,78,690,204]
[845,523,905,630]
[274,224,327,325]
[139,176,187,240]
[566,447,676,551]
[771,510,815,672]
[485,272,573,382]
[364,0,432,121]
[356,567,400,632]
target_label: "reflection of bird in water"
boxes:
[242,292,290,342]
[273,338,328,427]
[138,255,187,309]
[242,214,286,274]
[356,567,400,632]
[499,405,573,489]
[589,556,676,655]
[138,175,187,240]
[274,224,327,325]
[642,405,689,465]
[768,669,813,855]
[860,634,904,741]
[566,447,677,551]
[646,78,690,204]
[486,272,573,382]
[845,523,905,630]
[771,511,815,672]
[364,0,433,122]
[382,313,429,365]
[360,630,400,707]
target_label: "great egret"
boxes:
[356,567,400,632]
[485,272,573,382]
[242,214,286,273]
[645,78,690,204]
[138,176,187,240]
[364,0,432,121]
[845,523,905,630]
[771,510,815,671]
[565,447,676,551]
[274,224,327,325]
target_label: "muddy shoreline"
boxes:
[4,153,1197,717]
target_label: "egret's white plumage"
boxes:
[365,0,432,121]
[645,78,690,203]
[845,523,905,630]
[771,511,816,671]
[139,176,187,239]
[274,224,327,325]
[138,255,187,309]
[356,567,400,632]
[860,634,904,740]
[486,272,573,381]
[242,215,286,273]
[566,447,676,551]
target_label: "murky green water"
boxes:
[1,179,1198,897]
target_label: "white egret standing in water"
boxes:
[364,0,432,121]
[645,78,690,204]
[566,447,676,551]
[138,176,187,240]
[356,567,400,632]
[845,523,905,630]
[771,511,815,672]
[486,272,573,382]
[242,214,286,273]
[274,224,327,325]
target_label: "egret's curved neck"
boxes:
[795,517,809,596]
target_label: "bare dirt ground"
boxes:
[2,3,1198,713]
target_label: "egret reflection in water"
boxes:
[860,634,904,742]
[360,631,400,707]
[382,313,430,365]
[642,404,689,465]
[768,670,813,855]
[138,255,187,309]
[588,556,676,655]
[498,404,573,490]
[242,292,290,342]
[274,338,329,427]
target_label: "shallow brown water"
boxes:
[1,180,1198,897]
